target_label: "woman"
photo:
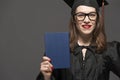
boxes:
[36,0,120,80]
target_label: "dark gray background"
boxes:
[0,0,120,80]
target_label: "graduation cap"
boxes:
[63,0,108,14]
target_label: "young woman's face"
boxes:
[75,5,97,35]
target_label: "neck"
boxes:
[78,33,92,46]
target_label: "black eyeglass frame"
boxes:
[74,12,97,21]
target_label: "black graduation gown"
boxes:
[36,41,120,80]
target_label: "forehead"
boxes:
[76,5,96,13]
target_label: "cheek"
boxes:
[92,21,96,27]
[76,22,82,30]
[76,21,82,27]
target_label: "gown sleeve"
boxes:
[108,41,120,78]
[36,69,72,80]
[36,72,55,80]
[36,72,44,80]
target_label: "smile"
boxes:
[82,25,92,29]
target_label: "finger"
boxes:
[41,65,52,72]
[42,56,51,62]
[40,62,54,72]
[48,62,54,71]
[41,61,54,70]
[41,60,51,65]
[47,63,54,72]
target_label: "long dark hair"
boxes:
[69,12,107,53]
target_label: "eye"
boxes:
[76,13,85,17]
[89,13,96,17]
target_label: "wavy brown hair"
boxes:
[69,12,107,53]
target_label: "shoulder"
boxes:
[107,41,120,46]
[106,41,120,60]
[107,41,120,49]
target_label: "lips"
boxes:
[82,25,92,29]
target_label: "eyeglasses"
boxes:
[74,12,97,21]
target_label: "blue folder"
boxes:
[44,32,70,69]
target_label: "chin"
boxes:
[81,31,93,35]
[79,27,94,35]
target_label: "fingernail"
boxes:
[49,59,51,62]
[51,66,54,71]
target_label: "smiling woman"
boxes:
[36,0,120,80]
[74,5,97,37]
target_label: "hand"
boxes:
[40,56,54,80]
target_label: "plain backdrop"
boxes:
[0,0,120,80]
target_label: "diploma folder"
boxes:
[44,32,70,69]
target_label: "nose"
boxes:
[84,16,90,24]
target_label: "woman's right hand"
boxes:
[40,56,54,80]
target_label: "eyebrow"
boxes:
[75,12,97,15]
[76,12,96,14]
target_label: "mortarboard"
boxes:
[63,0,108,14]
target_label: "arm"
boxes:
[109,41,120,77]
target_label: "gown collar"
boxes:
[73,43,96,55]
